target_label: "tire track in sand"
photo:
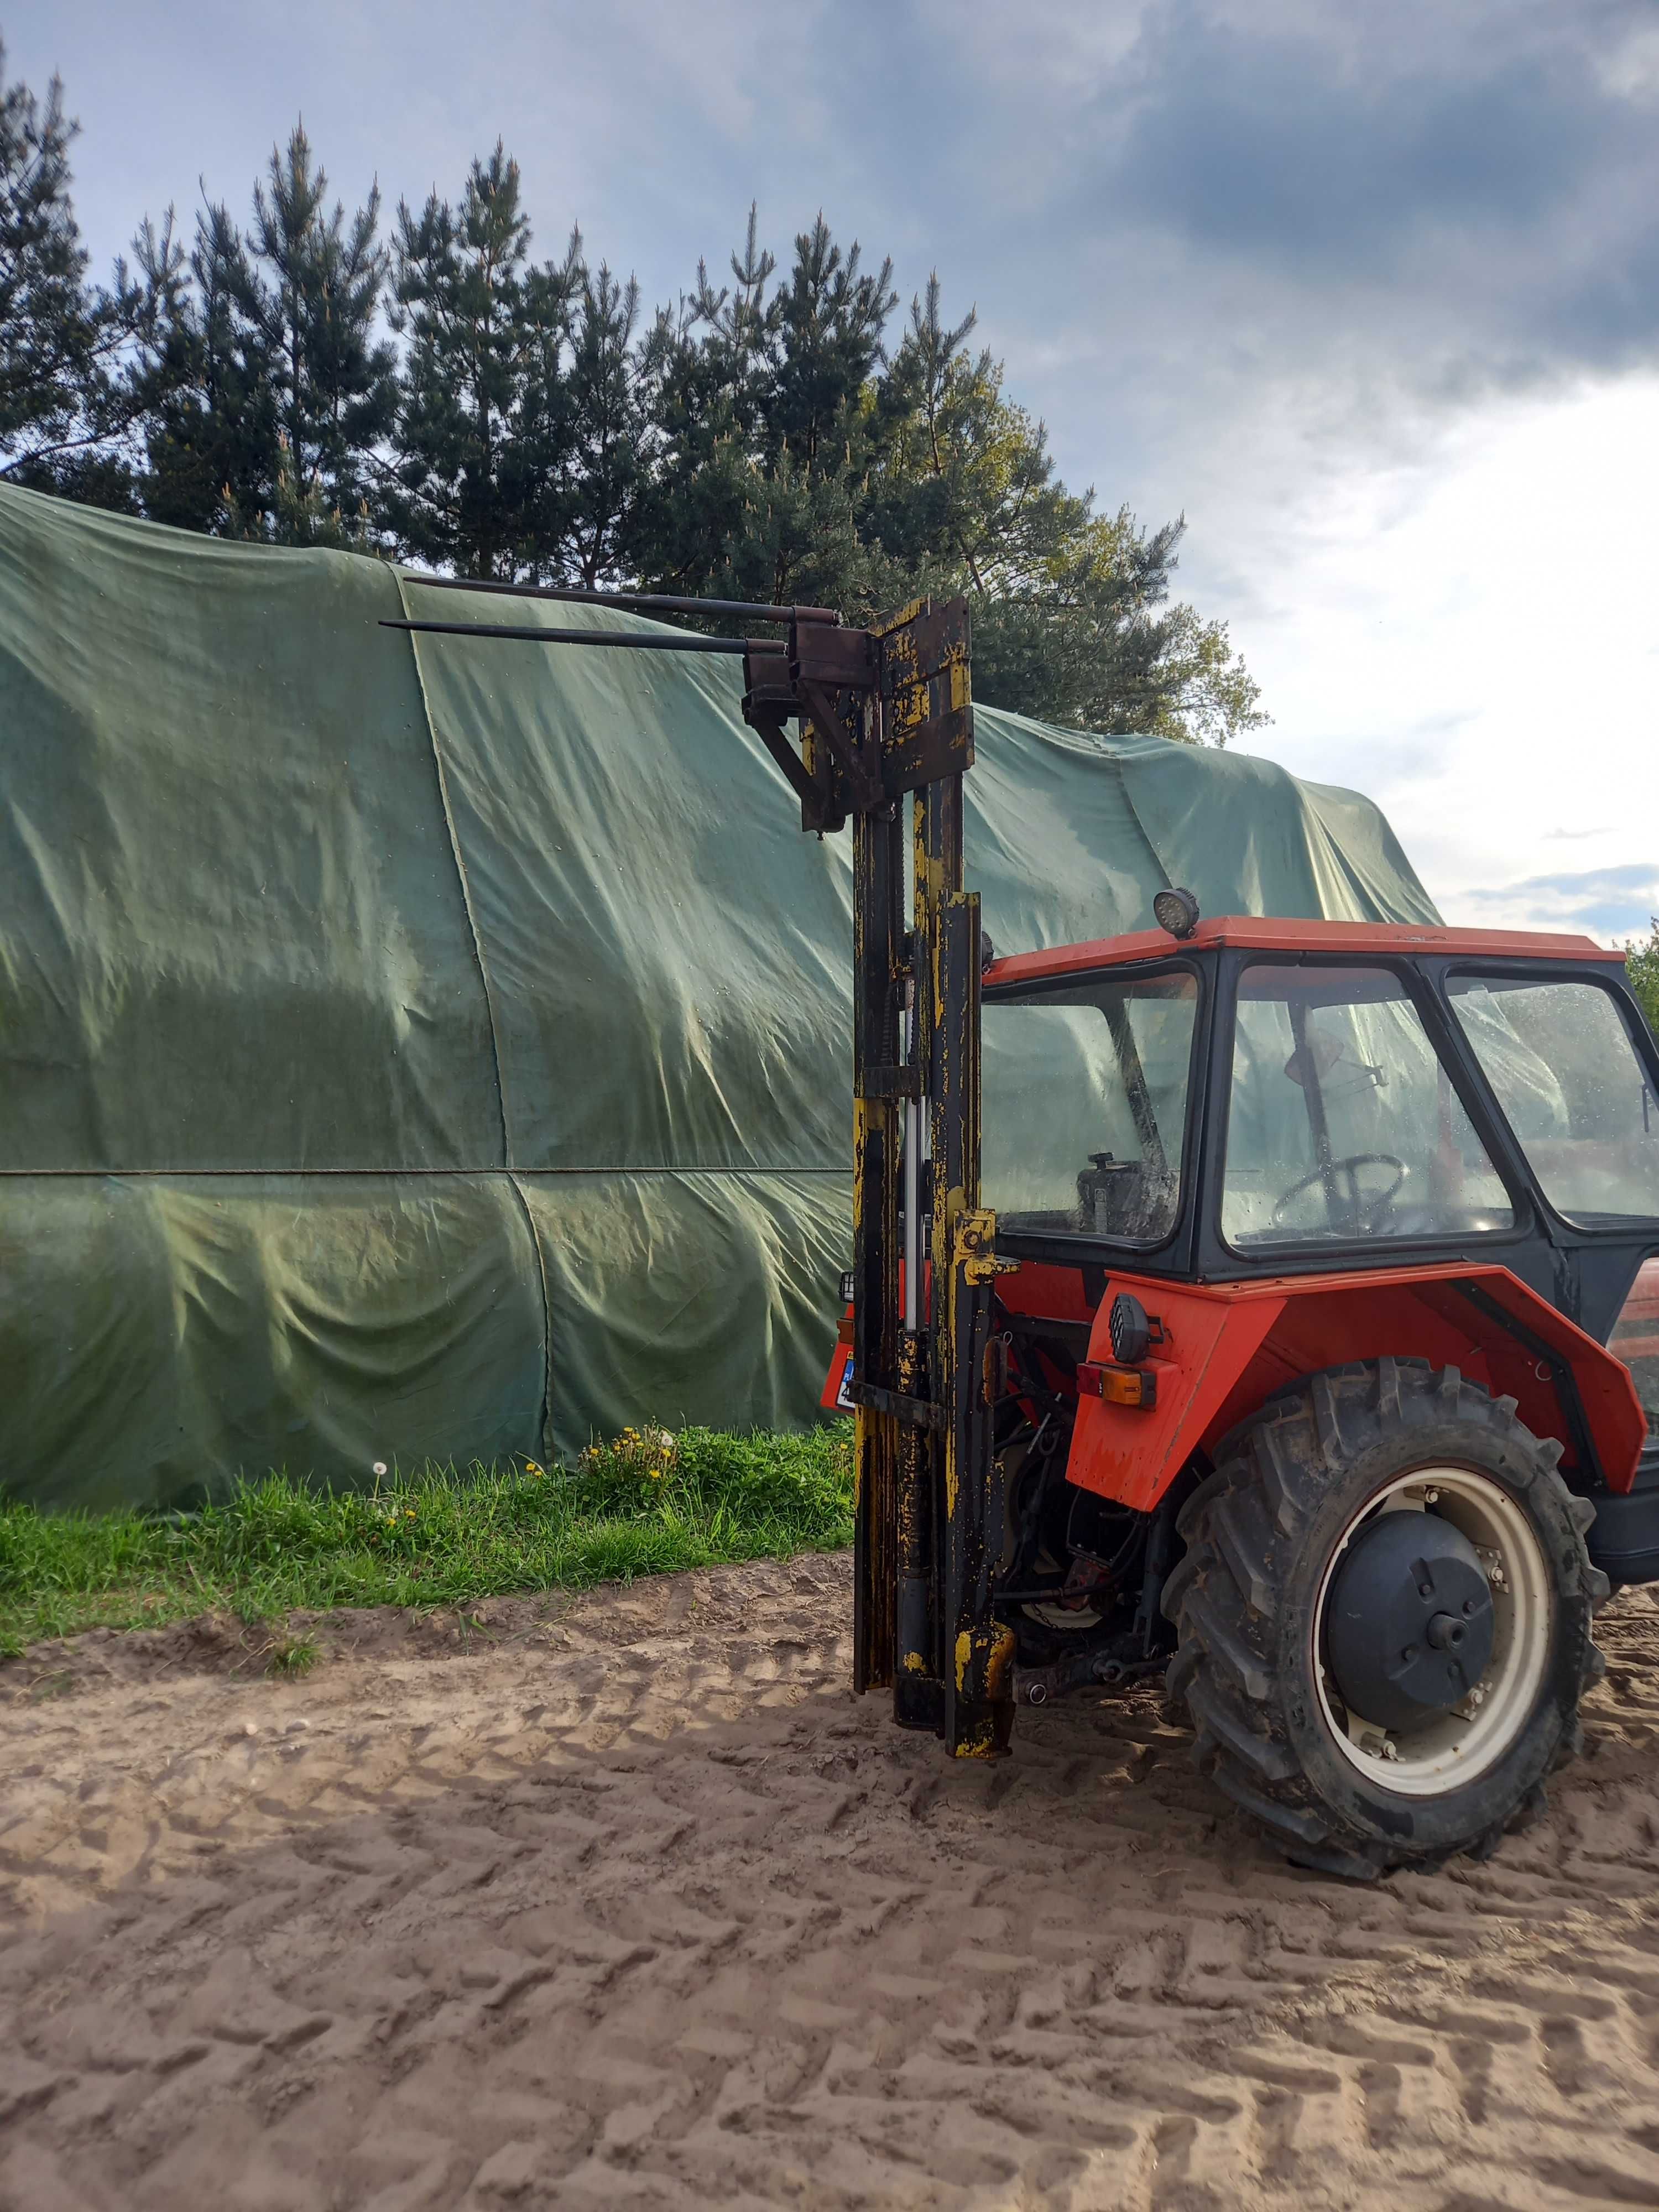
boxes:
[1,1560,1657,2209]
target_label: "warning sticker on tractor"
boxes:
[836,1355,856,1412]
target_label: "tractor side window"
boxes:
[1222,963,1514,1248]
[1609,1256,1659,1429]
[1448,977,1659,1224]
[983,971,1198,1244]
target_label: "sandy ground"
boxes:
[2,1558,1658,2211]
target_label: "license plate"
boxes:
[836,1354,856,1412]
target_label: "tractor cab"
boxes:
[830,906,1658,1876]
[982,916,1659,1386]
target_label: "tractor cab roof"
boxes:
[984,916,1625,993]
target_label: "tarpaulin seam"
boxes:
[507,1170,555,1455]
[392,564,513,1173]
[0,1166,851,1178]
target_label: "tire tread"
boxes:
[1161,1359,1604,1877]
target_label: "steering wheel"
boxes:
[1271,1153,1408,1235]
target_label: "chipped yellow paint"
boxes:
[953,1728,1000,1760]
[983,1620,1016,1700]
[902,1650,928,1674]
[870,597,927,638]
[850,1031,901,1692]
[850,1091,875,1512]
[949,1621,1017,1755]
[955,1622,1016,1697]
[879,600,969,749]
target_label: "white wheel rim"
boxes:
[1312,1466,1554,1798]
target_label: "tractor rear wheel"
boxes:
[1161,1358,1609,1878]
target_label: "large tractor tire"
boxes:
[1162,1358,1609,1878]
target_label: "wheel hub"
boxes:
[1324,1509,1495,1733]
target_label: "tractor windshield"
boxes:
[1448,975,1659,1224]
[983,969,1198,1243]
[1222,963,1514,1247]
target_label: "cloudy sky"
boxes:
[11,0,1658,938]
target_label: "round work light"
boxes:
[1152,886,1201,940]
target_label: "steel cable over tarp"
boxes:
[0,483,1439,1507]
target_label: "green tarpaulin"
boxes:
[0,483,1439,1509]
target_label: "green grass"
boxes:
[0,1425,854,1660]
[265,1633,319,1678]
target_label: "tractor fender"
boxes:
[1066,1260,1647,1514]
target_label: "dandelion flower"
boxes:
[372,1460,388,1478]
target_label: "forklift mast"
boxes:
[384,583,1007,1756]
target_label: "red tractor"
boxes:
[392,580,1657,1879]
[826,907,1658,1877]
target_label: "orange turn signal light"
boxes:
[1077,1359,1157,1409]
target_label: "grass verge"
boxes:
[0,1425,853,1658]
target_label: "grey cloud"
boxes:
[992,0,1659,413]
[1470,862,1659,936]
[1116,18,1615,272]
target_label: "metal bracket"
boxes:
[848,1380,945,1433]
[858,1064,922,1100]
[953,1207,1020,1286]
[738,597,973,831]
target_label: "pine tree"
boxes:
[234,123,395,537]
[117,126,393,540]
[632,209,894,614]
[504,227,586,582]
[0,44,146,502]
[768,216,894,483]
[124,204,275,533]
[630,209,782,602]
[560,256,648,587]
[384,146,559,577]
